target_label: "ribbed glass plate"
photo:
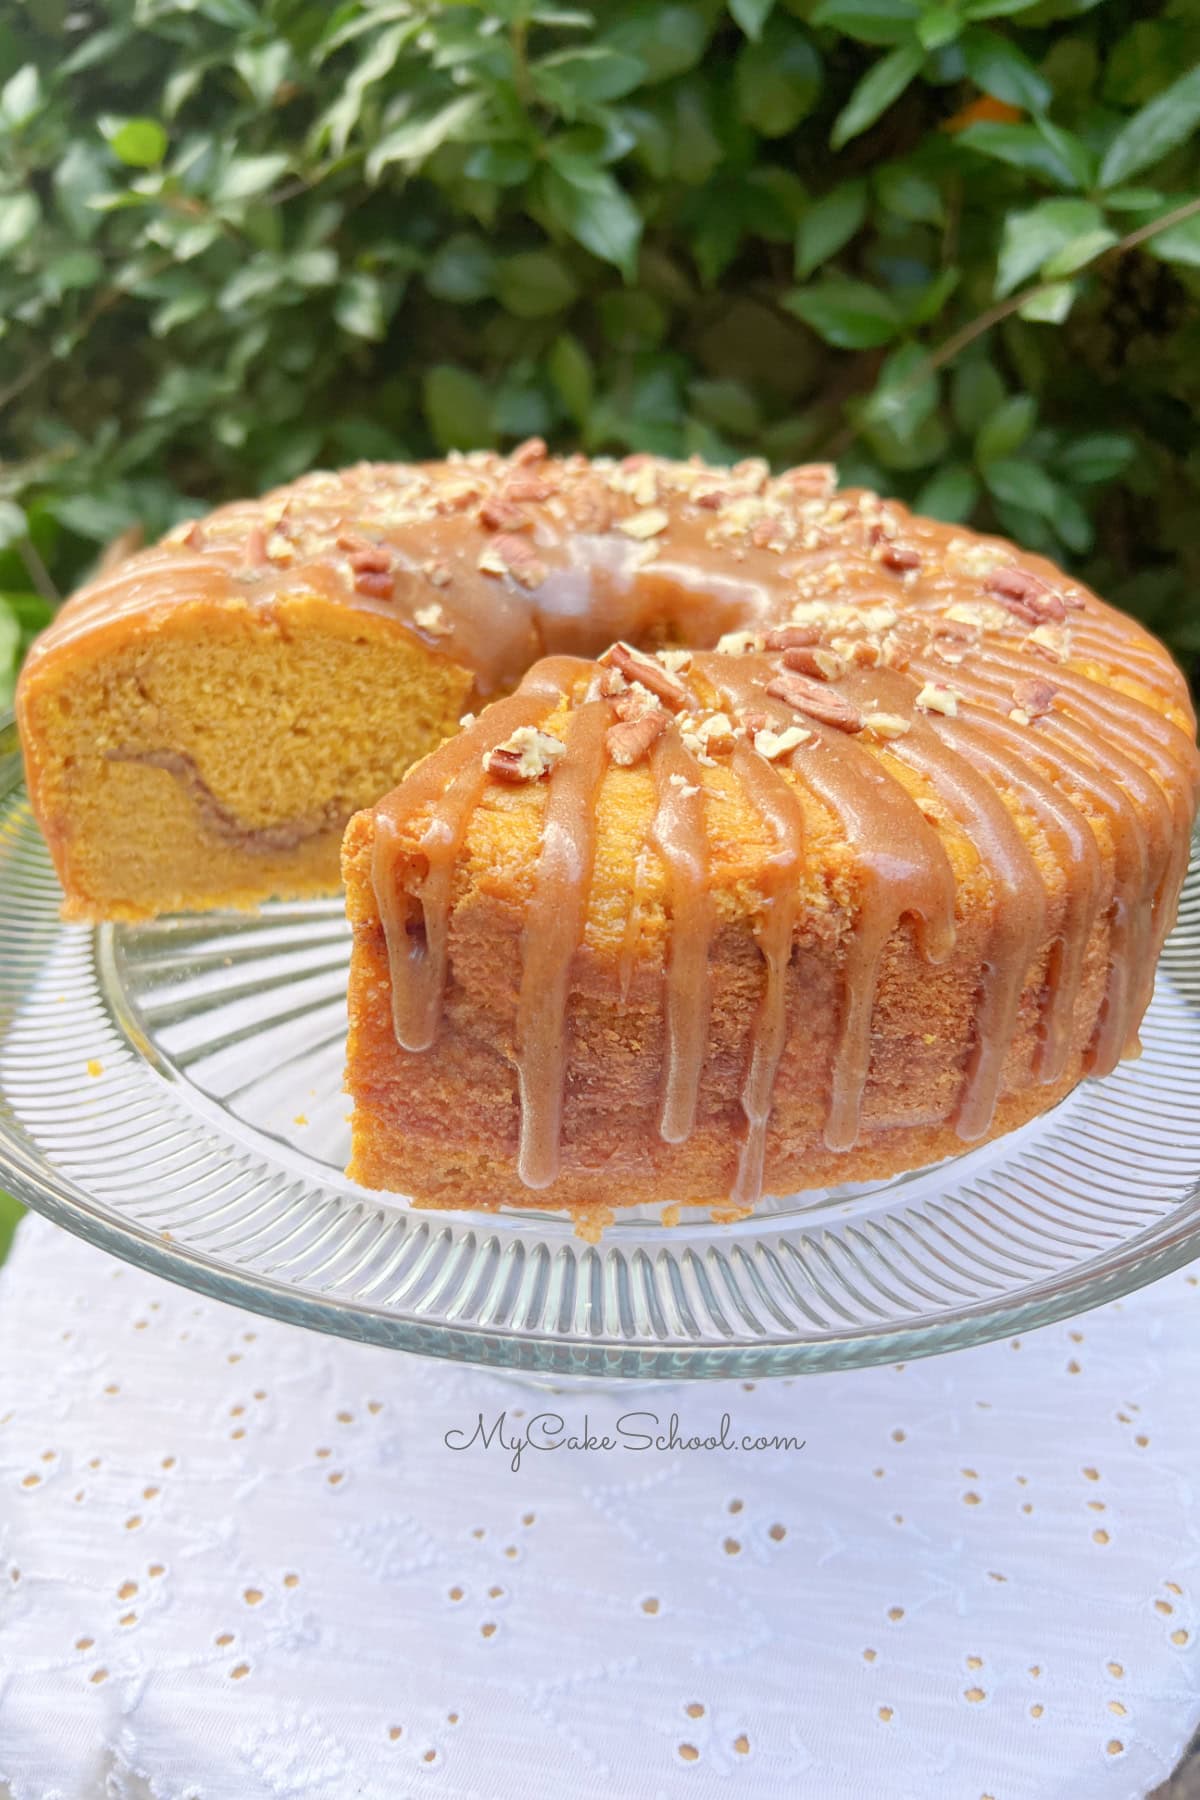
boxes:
[2,715,1200,1378]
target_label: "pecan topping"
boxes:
[479,496,531,532]
[478,533,547,588]
[345,541,391,573]
[616,506,670,540]
[764,624,822,652]
[880,544,921,572]
[510,436,547,466]
[863,711,911,739]
[413,603,452,638]
[1011,677,1058,719]
[783,463,837,499]
[781,645,847,681]
[354,569,395,600]
[766,672,863,732]
[505,477,555,503]
[695,489,728,510]
[484,726,565,782]
[600,642,689,710]
[753,724,811,760]
[986,564,1067,624]
[243,524,267,567]
[606,709,668,767]
[914,681,961,717]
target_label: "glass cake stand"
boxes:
[2,713,1199,1380]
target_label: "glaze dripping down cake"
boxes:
[15,445,1200,1225]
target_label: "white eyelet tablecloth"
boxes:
[0,1213,1197,1800]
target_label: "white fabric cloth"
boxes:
[0,1212,1196,1800]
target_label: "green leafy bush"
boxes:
[2,0,1199,713]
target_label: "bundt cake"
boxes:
[16,444,1199,1226]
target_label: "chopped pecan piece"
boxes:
[914,681,960,717]
[479,496,531,532]
[880,544,921,572]
[764,624,822,651]
[616,506,670,540]
[484,726,565,782]
[783,463,837,499]
[347,543,391,573]
[766,672,863,732]
[510,436,547,467]
[986,564,1067,624]
[606,709,669,767]
[1011,676,1058,719]
[243,524,267,567]
[753,724,811,760]
[600,642,690,710]
[478,533,547,589]
[505,477,555,503]
[354,569,395,600]
[781,645,847,681]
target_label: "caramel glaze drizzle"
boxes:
[711,659,959,1154]
[372,669,565,1052]
[649,731,714,1146]
[514,695,612,1188]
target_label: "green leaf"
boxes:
[975,394,1036,463]
[915,462,980,523]
[0,65,42,131]
[784,277,901,347]
[983,457,1060,514]
[902,265,959,324]
[233,41,292,106]
[1057,432,1136,484]
[794,181,869,277]
[1017,280,1076,322]
[0,190,38,255]
[995,198,1106,295]
[423,365,492,452]
[464,143,536,185]
[366,92,485,181]
[860,343,938,439]
[533,47,647,116]
[875,163,943,225]
[1035,118,1094,190]
[830,43,924,150]
[1041,227,1116,278]
[730,0,776,40]
[214,154,290,203]
[1147,209,1200,269]
[102,117,168,168]
[541,163,642,279]
[957,121,1084,188]
[0,502,28,552]
[960,27,1051,111]
[1099,66,1200,189]
[809,0,920,47]
[548,333,594,423]
[916,7,962,51]
[53,140,110,238]
[495,248,580,318]
[735,22,822,138]
[426,233,496,302]
[0,603,20,713]
[605,6,710,83]
[334,272,387,341]
[951,359,1005,433]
